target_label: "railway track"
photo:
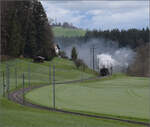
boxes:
[9,77,150,126]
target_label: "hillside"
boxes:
[0,58,149,127]
[0,57,94,96]
[52,26,86,37]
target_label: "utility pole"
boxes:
[90,48,91,68]
[93,46,95,71]
[91,45,96,71]
[49,64,51,110]
[52,65,55,109]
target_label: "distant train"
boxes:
[97,54,114,76]
[100,66,113,76]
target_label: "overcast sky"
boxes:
[41,0,149,30]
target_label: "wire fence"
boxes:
[0,59,95,101]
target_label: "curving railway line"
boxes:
[9,77,150,127]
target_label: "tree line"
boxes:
[85,28,149,49]
[51,22,78,29]
[55,28,149,50]
[1,0,54,60]
[49,18,78,29]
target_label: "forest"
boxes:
[85,28,149,49]
[1,0,54,60]
[55,28,149,49]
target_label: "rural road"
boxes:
[9,77,150,126]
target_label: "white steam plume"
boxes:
[58,38,136,73]
[97,54,119,69]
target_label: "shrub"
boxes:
[74,59,87,69]
[127,43,150,77]
[59,51,68,59]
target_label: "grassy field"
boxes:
[0,58,149,127]
[26,75,150,122]
[1,98,144,127]
[52,26,86,37]
[0,57,94,95]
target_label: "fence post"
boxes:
[81,67,83,81]
[3,71,5,97]
[28,63,30,87]
[6,64,10,99]
[15,67,17,88]
[49,64,51,84]
[82,65,85,80]
[53,65,55,109]
[22,73,25,104]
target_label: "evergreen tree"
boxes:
[32,0,54,59]
[8,19,23,57]
[1,0,54,60]
[71,47,78,61]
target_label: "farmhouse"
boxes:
[53,43,60,56]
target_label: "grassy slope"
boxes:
[1,98,143,127]
[0,58,149,127]
[52,26,86,37]
[0,57,94,95]
[1,58,142,127]
[26,75,150,122]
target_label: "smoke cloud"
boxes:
[58,38,136,73]
[97,54,118,69]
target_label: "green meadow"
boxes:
[0,58,149,127]
[52,26,86,37]
[26,75,150,122]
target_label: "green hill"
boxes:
[52,26,86,37]
[0,58,149,127]
[0,57,94,95]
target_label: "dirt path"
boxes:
[9,78,150,126]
